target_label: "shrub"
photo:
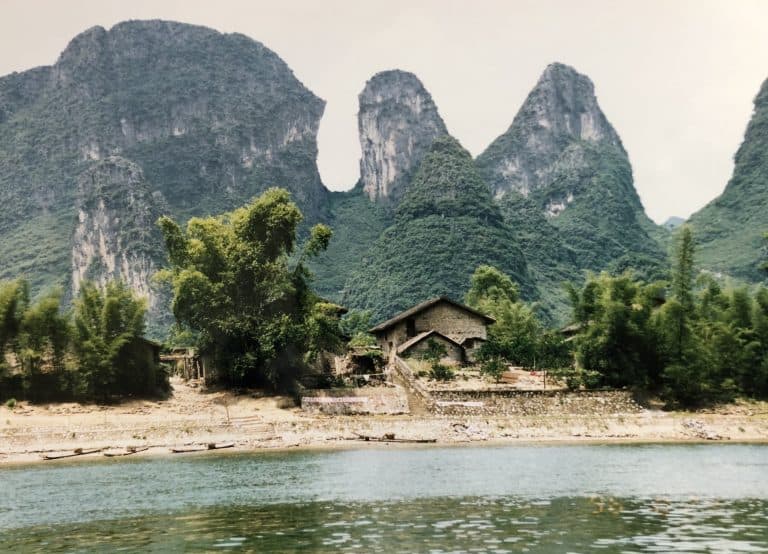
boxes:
[421,338,448,362]
[5,398,16,409]
[550,367,601,390]
[429,362,454,381]
[480,358,506,382]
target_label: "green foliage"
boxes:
[421,338,448,363]
[17,288,70,376]
[429,362,454,381]
[348,331,379,351]
[687,77,768,282]
[466,265,563,369]
[480,357,506,382]
[565,227,768,406]
[568,272,664,388]
[72,281,149,399]
[5,398,15,409]
[339,310,373,339]
[0,280,28,365]
[0,277,162,402]
[304,301,346,363]
[465,265,519,308]
[396,136,502,224]
[343,138,532,322]
[308,190,392,304]
[158,188,339,390]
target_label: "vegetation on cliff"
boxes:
[342,136,531,323]
[0,20,327,320]
[688,76,768,282]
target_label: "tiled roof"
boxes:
[369,296,494,333]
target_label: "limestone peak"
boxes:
[358,69,448,202]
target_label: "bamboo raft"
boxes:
[41,448,103,460]
[170,442,235,454]
[103,446,150,458]
[352,432,436,444]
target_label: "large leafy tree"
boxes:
[466,265,552,369]
[158,188,334,389]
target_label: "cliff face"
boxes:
[476,63,664,320]
[0,20,328,330]
[688,77,768,281]
[358,70,448,203]
[71,157,164,315]
[477,62,624,200]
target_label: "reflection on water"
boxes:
[4,497,767,553]
[1,444,767,552]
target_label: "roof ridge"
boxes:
[396,329,463,354]
[369,296,494,333]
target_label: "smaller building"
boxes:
[161,346,205,380]
[369,296,494,363]
[397,330,464,363]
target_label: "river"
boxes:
[1,443,767,552]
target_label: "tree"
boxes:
[72,281,147,399]
[158,188,336,389]
[568,272,662,388]
[304,302,346,364]
[17,289,70,374]
[465,264,519,309]
[466,265,543,368]
[672,226,696,313]
[0,280,28,370]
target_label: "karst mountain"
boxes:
[2,19,764,332]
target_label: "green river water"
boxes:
[1,444,767,552]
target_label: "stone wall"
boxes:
[429,389,643,416]
[301,386,409,415]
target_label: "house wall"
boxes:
[377,301,489,357]
[401,334,464,363]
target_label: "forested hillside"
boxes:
[341,136,532,321]
[477,63,667,321]
[688,76,768,282]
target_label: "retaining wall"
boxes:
[301,386,409,415]
[429,389,644,416]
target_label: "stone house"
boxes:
[369,296,494,363]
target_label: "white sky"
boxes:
[2,0,768,223]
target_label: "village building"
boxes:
[369,296,494,363]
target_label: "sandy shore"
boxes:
[2,379,767,466]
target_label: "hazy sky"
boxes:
[2,0,768,223]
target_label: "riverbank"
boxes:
[2,379,767,466]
